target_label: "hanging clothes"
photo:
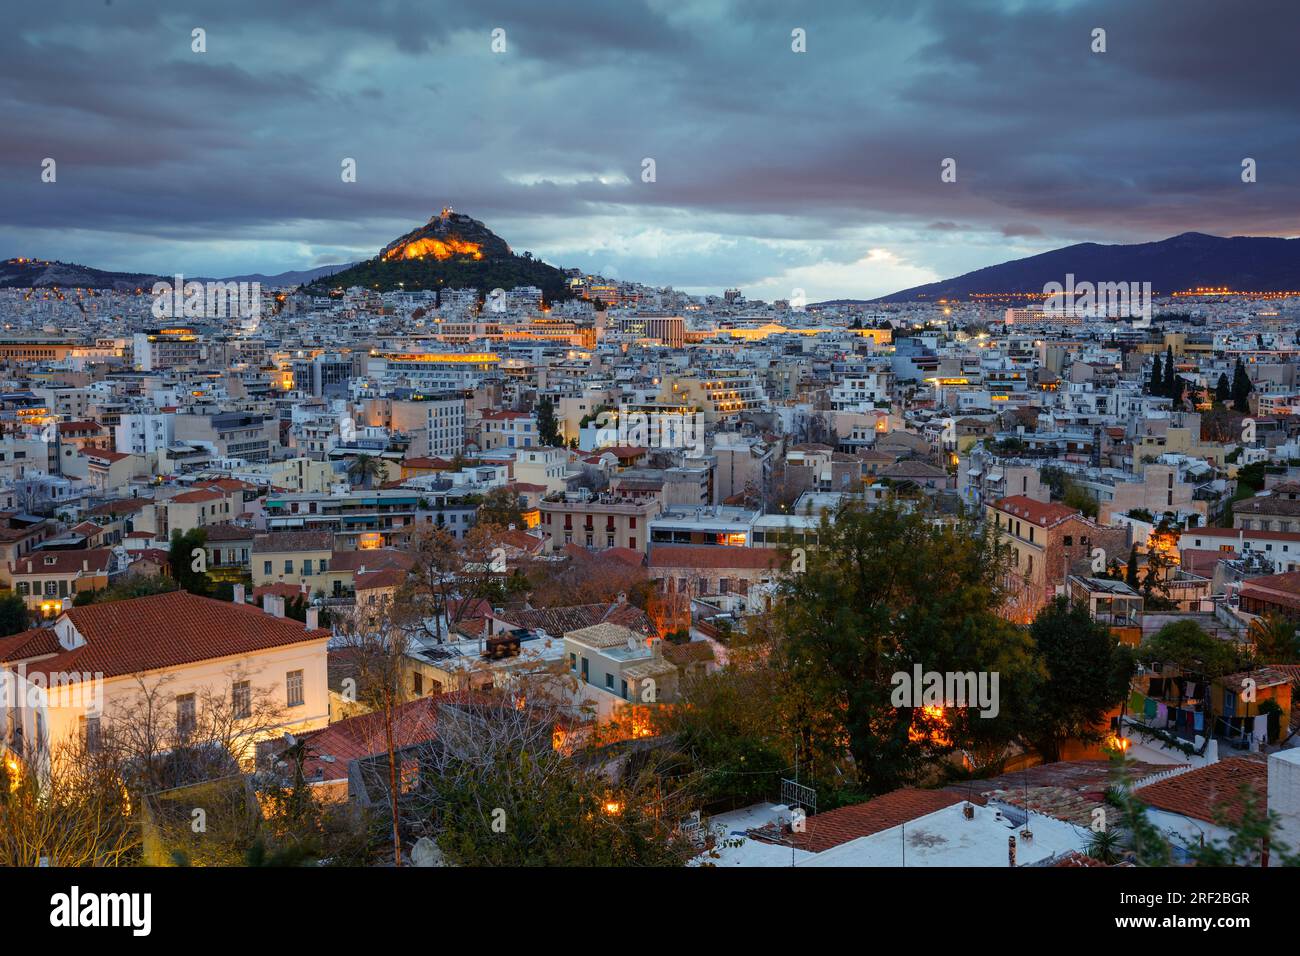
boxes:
[1156,703,1169,726]
[1144,698,1158,720]
[1254,714,1270,746]
[1194,711,1204,732]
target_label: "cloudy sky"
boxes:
[2,0,1296,299]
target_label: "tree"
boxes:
[0,592,31,637]
[169,528,211,597]
[477,486,525,529]
[775,501,1043,794]
[537,396,561,448]
[1124,544,1140,589]
[347,454,386,489]
[1149,353,1164,395]
[76,574,179,606]
[1164,345,1177,399]
[1215,372,1231,404]
[1139,620,1239,678]
[1248,613,1299,665]
[1025,598,1134,761]
[415,692,694,866]
[332,604,412,866]
[1232,358,1253,414]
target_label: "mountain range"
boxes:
[7,228,1300,304]
[871,232,1300,302]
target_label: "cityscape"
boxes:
[0,0,1295,932]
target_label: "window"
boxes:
[82,715,101,753]
[176,694,196,736]
[413,672,424,695]
[232,681,251,720]
[286,670,304,707]
[302,559,313,575]
[263,561,272,575]
[569,653,577,671]
[284,560,294,574]
[605,673,614,689]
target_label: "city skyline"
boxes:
[3,0,1298,299]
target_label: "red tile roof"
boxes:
[301,696,441,782]
[1135,758,1267,826]
[20,591,328,681]
[0,626,62,663]
[991,495,1083,527]
[12,548,115,577]
[764,789,966,853]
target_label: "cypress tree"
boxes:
[1215,372,1230,403]
[1232,358,1253,413]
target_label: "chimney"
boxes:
[82,559,89,572]
[306,607,319,631]
[234,583,245,605]
[1008,835,1017,867]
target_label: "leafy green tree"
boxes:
[76,574,179,606]
[168,529,211,597]
[477,486,525,529]
[1025,598,1134,761]
[1139,619,1239,677]
[776,501,1043,794]
[537,396,561,448]
[0,592,31,636]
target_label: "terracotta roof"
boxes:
[301,695,440,782]
[991,495,1083,527]
[355,567,407,590]
[649,544,782,570]
[88,498,149,516]
[202,523,255,542]
[0,626,62,663]
[662,640,715,665]
[253,531,334,553]
[1240,572,1300,611]
[20,591,328,682]
[12,548,114,577]
[766,789,966,853]
[169,489,224,504]
[1135,758,1267,826]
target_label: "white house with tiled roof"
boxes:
[0,591,329,773]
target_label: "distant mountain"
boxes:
[210,263,354,286]
[874,232,1300,302]
[0,257,161,292]
[303,209,574,304]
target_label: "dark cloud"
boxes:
[0,0,1294,296]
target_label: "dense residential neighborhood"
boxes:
[4,250,1300,875]
[2,9,1296,945]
